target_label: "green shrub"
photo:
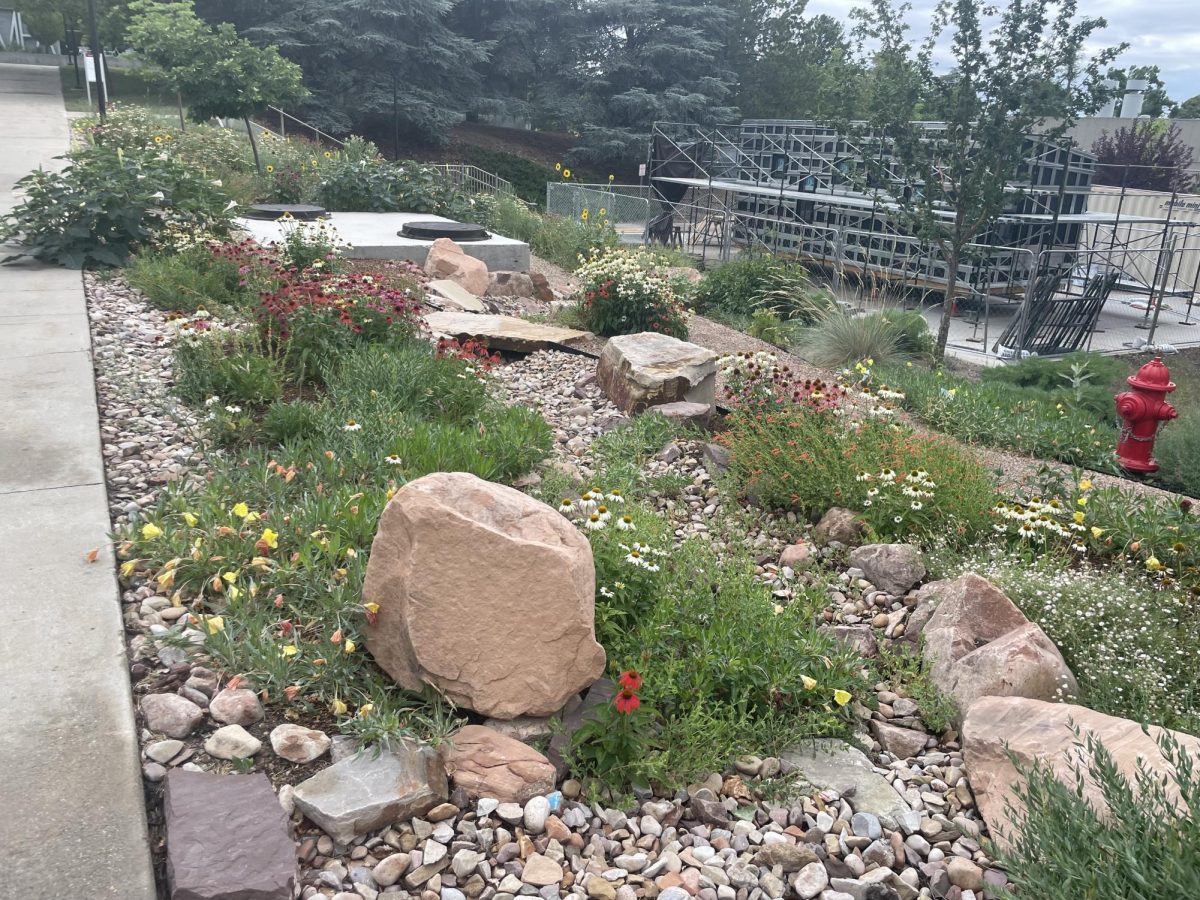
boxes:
[746,308,796,347]
[1155,418,1200,498]
[261,399,325,444]
[880,309,933,359]
[980,352,1124,418]
[798,311,908,369]
[575,247,689,338]
[480,195,619,270]
[174,339,285,408]
[998,729,1200,899]
[126,245,248,313]
[693,257,781,317]
[879,364,1116,471]
[720,409,997,544]
[0,144,234,268]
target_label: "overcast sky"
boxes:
[807,0,1200,107]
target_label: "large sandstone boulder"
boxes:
[919,574,1077,721]
[597,332,717,414]
[963,696,1200,848]
[424,238,489,296]
[364,472,605,719]
[443,724,556,803]
[811,507,866,547]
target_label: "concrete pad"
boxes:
[0,289,86,316]
[0,264,84,292]
[0,350,105,491]
[0,314,91,357]
[236,211,531,271]
[0,483,155,898]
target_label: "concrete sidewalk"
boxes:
[0,64,156,898]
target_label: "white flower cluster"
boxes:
[857,469,937,516]
[575,248,684,310]
[993,498,1087,551]
[619,541,666,571]
[558,488,631,532]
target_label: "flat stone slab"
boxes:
[425,311,589,353]
[781,739,910,828]
[165,770,296,900]
[292,742,448,843]
[427,279,487,313]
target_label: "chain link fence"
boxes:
[545,183,651,229]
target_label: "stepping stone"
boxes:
[424,311,589,353]
[292,741,447,843]
[164,770,296,900]
[781,739,910,828]
[428,279,487,313]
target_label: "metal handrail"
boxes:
[265,105,346,147]
[429,164,514,197]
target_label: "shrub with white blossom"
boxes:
[575,248,689,338]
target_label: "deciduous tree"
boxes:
[1092,122,1197,193]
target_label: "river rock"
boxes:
[270,724,331,764]
[142,693,204,739]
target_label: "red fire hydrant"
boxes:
[1115,357,1177,474]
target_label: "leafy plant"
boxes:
[997,729,1200,899]
[126,244,249,313]
[0,144,234,268]
[798,310,907,369]
[746,308,796,347]
[575,247,689,338]
[568,670,657,788]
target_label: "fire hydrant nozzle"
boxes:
[1115,356,1177,474]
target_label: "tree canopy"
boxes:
[1092,122,1197,193]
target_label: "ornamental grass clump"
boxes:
[575,247,689,338]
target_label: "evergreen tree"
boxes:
[573,0,740,168]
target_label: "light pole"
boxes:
[86,0,106,122]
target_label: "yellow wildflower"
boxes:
[1073,511,1085,525]
[120,559,140,578]
[182,512,198,527]
[204,615,225,634]
[142,522,163,540]
[562,168,572,178]
[364,602,380,615]
[281,644,298,657]
[358,703,374,717]
[1077,497,1088,507]
[1146,556,1164,572]
[1079,479,1093,491]
[344,639,356,654]
[231,502,249,518]
[265,164,274,173]
[1091,526,1104,538]
[801,675,818,691]
[833,689,852,706]
[222,571,237,583]
[260,528,279,549]
[330,697,347,715]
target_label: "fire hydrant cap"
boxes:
[1126,356,1176,393]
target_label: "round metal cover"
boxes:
[400,221,490,242]
[242,203,328,221]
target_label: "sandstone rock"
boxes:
[204,724,262,760]
[752,843,819,872]
[425,311,588,353]
[920,574,1077,719]
[781,739,910,828]
[521,853,563,886]
[365,473,605,719]
[792,862,828,899]
[946,858,984,891]
[779,542,814,571]
[480,715,556,744]
[963,696,1200,848]
[847,544,926,596]
[596,333,717,414]
[444,725,556,803]
[702,443,731,475]
[209,688,265,727]
[425,239,489,296]
[486,272,537,299]
[373,853,411,887]
[142,693,204,739]
[529,272,556,304]
[812,508,866,547]
[165,770,296,900]
[822,624,879,659]
[647,401,714,427]
[428,279,486,313]
[270,724,331,764]
[292,742,447,844]
[870,721,928,759]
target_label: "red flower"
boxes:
[619,670,642,691]
[615,689,640,714]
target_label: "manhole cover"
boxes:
[241,203,329,221]
[400,221,490,242]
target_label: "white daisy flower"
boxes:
[385,455,402,465]
[343,420,362,432]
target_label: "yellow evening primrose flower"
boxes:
[261,528,279,549]
[364,602,380,615]
[120,559,140,578]
[243,511,260,524]
[156,569,176,590]
[1077,497,1088,507]
[833,689,852,706]
[231,502,249,519]
[1079,479,1093,491]
[227,585,241,602]
[142,522,163,540]
[1073,511,1086,525]
[358,703,374,717]
[772,604,784,615]
[1091,526,1104,538]
[1146,556,1164,572]
[222,571,237,583]
[204,615,225,634]
[331,698,347,715]
[344,639,356,654]
[281,645,298,657]
[182,512,198,527]
[801,675,818,691]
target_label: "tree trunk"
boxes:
[177,92,186,131]
[934,244,960,362]
[392,77,400,161]
[244,117,263,175]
